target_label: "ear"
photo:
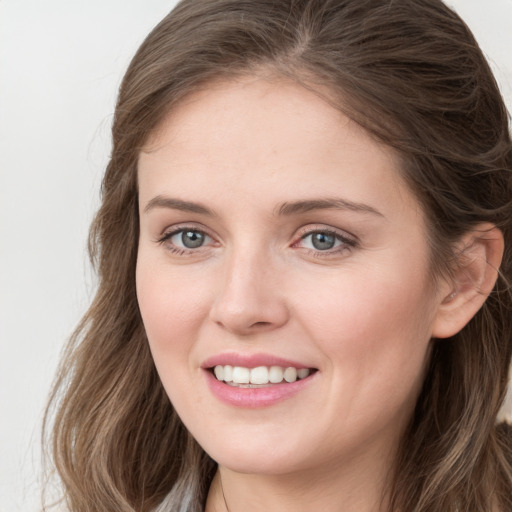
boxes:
[432,223,504,339]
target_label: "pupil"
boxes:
[312,232,335,250]
[182,231,204,248]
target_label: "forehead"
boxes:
[138,77,418,220]
[145,77,375,153]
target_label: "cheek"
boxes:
[135,257,211,362]
[135,258,216,420]
[292,263,436,401]
[299,267,433,339]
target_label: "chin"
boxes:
[213,452,302,476]
[195,432,320,476]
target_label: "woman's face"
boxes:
[136,77,448,477]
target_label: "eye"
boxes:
[304,232,340,251]
[172,229,209,249]
[157,227,215,253]
[294,228,357,255]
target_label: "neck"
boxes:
[205,448,395,512]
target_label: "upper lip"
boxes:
[201,352,314,370]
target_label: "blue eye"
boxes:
[173,230,207,249]
[159,228,213,252]
[309,232,337,250]
[301,231,343,251]
[296,229,357,255]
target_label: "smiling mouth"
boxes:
[210,365,317,387]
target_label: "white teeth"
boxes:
[297,368,310,379]
[223,365,233,382]
[283,367,297,383]
[232,366,250,384]
[212,365,313,385]
[250,366,269,385]
[214,365,224,381]
[269,366,284,383]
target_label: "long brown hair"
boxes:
[43,1,512,511]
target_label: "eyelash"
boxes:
[156,225,358,257]
[293,227,358,258]
[156,226,215,256]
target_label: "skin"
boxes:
[135,77,476,511]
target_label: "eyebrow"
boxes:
[276,198,384,217]
[143,195,384,218]
[143,196,215,216]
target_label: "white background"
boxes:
[0,1,511,511]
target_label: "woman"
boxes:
[44,0,512,511]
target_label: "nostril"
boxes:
[249,321,273,329]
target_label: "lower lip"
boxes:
[204,370,316,408]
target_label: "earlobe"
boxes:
[432,223,504,339]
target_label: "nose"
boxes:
[209,249,289,336]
